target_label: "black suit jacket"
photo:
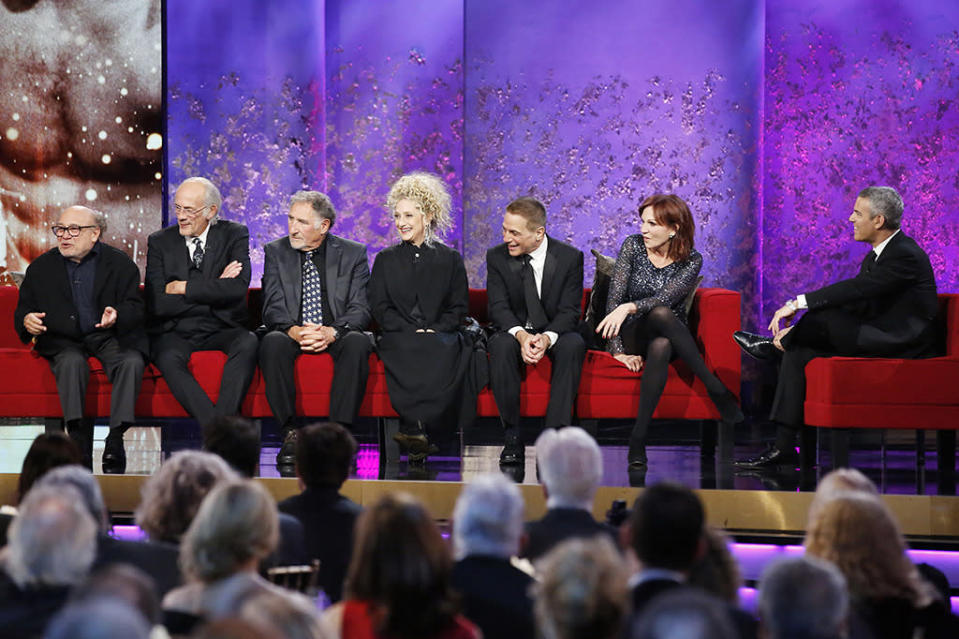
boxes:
[145,220,251,334]
[522,507,617,562]
[14,243,147,358]
[277,486,362,603]
[451,555,535,639]
[261,234,371,333]
[486,237,584,335]
[0,570,70,639]
[631,580,757,639]
[804,232,938,357]
[94,534,182,596]
[369,242,468,333]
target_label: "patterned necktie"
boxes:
[192,237,204,270]
[301,250,323,325]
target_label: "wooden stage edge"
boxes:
[2,473,958,540]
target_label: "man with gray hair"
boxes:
[13,204,147,473]
[146,176,258,430]
[0,484,98,636]
[259,190,372,474]
[451,473,535,639]
[522,426,615,561]
[758,556,848,639]
[734,185,938,467]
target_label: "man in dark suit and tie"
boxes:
[145,176,258,429]
[734,186,939,467]
[486,196,586,464]
[259,191,372,472]
[14,205,146,473]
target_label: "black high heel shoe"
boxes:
[627,439,648,470]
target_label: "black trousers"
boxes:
[49,333,145,429]
[488,330,586,429]
[152,327,258,427]
[259,330,372,427]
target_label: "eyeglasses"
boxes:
[51,225,98,238]
[173,204,210,218]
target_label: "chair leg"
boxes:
[700,420,717,458]
[830,428,850,469]
[379,418,401,464]
[936,430,956,495]
[800,426,817,473]
[916,429,926,494]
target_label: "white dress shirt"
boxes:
[184,223,212,261]
[508,237,558,347]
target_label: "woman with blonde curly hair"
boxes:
[368,172,471,463]
[804,492,952,639]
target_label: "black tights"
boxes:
[624,306,729,453]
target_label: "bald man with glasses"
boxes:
[14,205,147,473]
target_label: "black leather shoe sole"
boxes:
[733,331,782,362]
[734,447,800,469]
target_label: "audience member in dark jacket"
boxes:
[451,473,535,639]
[277,421,362,603]
[521,427,616,561]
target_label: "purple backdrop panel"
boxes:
[166,0,325,282]
[324,0,464,257]
[463,0,763,303]
[763,0,959,320]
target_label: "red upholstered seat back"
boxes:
[0,286,24,349]
[938,294,959,357]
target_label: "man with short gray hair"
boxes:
[522,427,615,561]
[259,190,372,474]
[14,204,147,473]
[758,556,848,639]
[735,186,938,467]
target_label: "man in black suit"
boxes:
[14,205,146,473]
[277,422,362,603]
[451,473,535,639]
[487,196,586,464]
[735,186,939,467]
[145,177,258,428]
[522,427,616,561]
[259,190,371,472]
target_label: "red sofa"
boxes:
[0,285,740,430]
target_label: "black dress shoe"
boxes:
[733,331,782,361]
[102,434,127,475]
[734,445,800,468]
[499,430,525,466]
[393,432,438,464]
[276,428,298,467]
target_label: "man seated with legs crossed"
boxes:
[734,186,938,467]
[259,191,371,475]
[486,196,586,466]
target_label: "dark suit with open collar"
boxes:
[772,231,938,428]
[14,242,146,430]
[521,507,617,561]
[145,219,258,426]
[259,233,372,427]
[487,236,586,430]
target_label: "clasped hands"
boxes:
[288,324,338,353]
[516,330,549,365]
[165,260,242,294]
[767,301,798,352]
[596,303,643,372]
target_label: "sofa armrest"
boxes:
[690,288,741,393]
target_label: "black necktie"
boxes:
[522,255,549,331]
[192,237,204,270]
[862,251,877,274]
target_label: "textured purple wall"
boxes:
[762,0,959,321]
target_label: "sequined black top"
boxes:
[605,234,703,354]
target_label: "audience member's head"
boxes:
[238,590,330,639]
[70,564,161,627]
[296,422,357,490]
[4,484,97,589]
[805,492,935,608]
[135,450,238,544]
[535,427,603,511]
[36,464,109,533]
[807,468,879,527]
[629,482,705,572]
[686,526,742,605]
[452,472,525,560]
[181,480,279,585]
[758,556,847,639]
[203,416,261,478]
[44,597,151,639]
[533,537,629,639]
[345,492,457,639]
[629,589,736,639]
[15,431,82,504]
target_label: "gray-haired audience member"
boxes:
[758,556,848,639]
[44,597,151,639]
[630,589,737,639]
[451,473,535,639]
[523,426,616,560]
[0,485,98,636]
[533,536,629,639]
